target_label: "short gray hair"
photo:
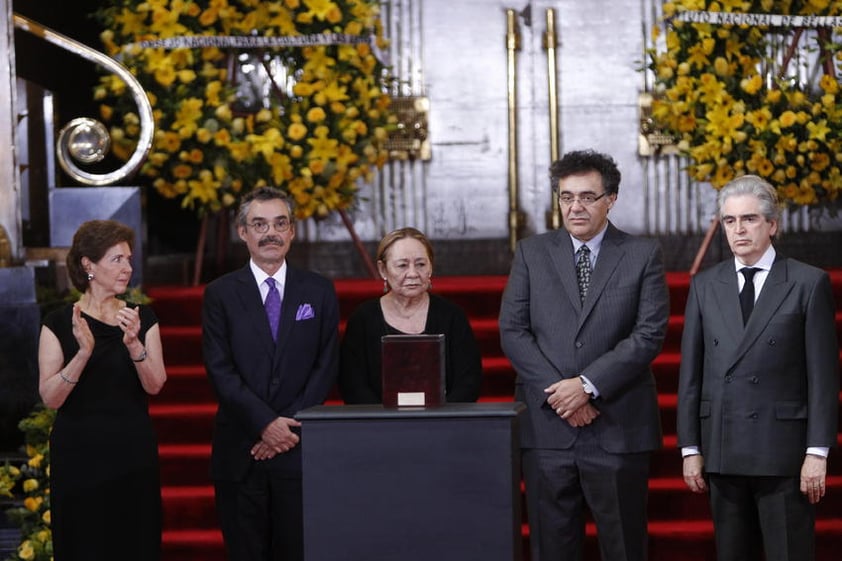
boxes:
[717,175,781,224]
[236,186,295,226]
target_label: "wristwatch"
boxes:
[579,376,595,399]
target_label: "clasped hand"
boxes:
[251,417,301,461]
[544,378,599,427]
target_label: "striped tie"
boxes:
[576,245,591,304]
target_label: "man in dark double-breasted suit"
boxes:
[499,150,670,561]
[202,187,339,561]
[677,175,839,561]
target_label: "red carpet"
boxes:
[146,271,842,561]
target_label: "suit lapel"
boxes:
[580,224,623,323]
[711,263,744,344]
[731,256,794,364]
[233,265,277,355]
[273,266,297,364]
[269,266,310,400]
[547,230,581,311]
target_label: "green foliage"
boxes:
[0,406,54,561]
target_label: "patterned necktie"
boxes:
[576,245,592,304]
[265,278,281,341]
[739,267,759,325]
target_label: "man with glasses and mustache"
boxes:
[202,186,340,561]
[500,149,669,561]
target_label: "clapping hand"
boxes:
[116,305,142,347]
[71,304,95,355]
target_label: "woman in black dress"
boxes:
[38,220,167,561]
[339,227,483,404]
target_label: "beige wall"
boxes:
[298,0,678,243]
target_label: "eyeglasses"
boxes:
[558,192,608,206]
[246,219,292,234]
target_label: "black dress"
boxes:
[43,303,162,561]
[338,293,483,403]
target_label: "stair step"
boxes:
[333,276,511,321]
[150,358,518,405]
[158,512,842,561]
[151,403,216,443]
[150,389,842,448]
[152,366,216,404]
[162,486,216,529]
[162,529,224,561]
[153,480,732,532]
[157,432,842,485]
[159,444,213,487]
[157,314,842,367]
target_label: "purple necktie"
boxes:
[265,278,281,341]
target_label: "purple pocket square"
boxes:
[295,303,315,321]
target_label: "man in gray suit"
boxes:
[677,175,839,561]
[499,149,669,561]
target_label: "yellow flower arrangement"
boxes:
[648,0,842,211]
[94,0,394,219]
[0,406,55,561]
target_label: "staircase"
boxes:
[146,271,842,561]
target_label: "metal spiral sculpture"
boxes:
[14,13,153,186]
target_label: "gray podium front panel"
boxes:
[298,403,525,561]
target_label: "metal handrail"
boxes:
[505,8,521,252]
[543,8,561,230]
[13,13,153,186]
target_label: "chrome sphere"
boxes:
[59,118,110,164]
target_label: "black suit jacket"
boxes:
[677,255,839,476]
[202,264,340,479]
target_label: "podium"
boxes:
[297,402,525,561]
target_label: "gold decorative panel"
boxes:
[385,96,431,161]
